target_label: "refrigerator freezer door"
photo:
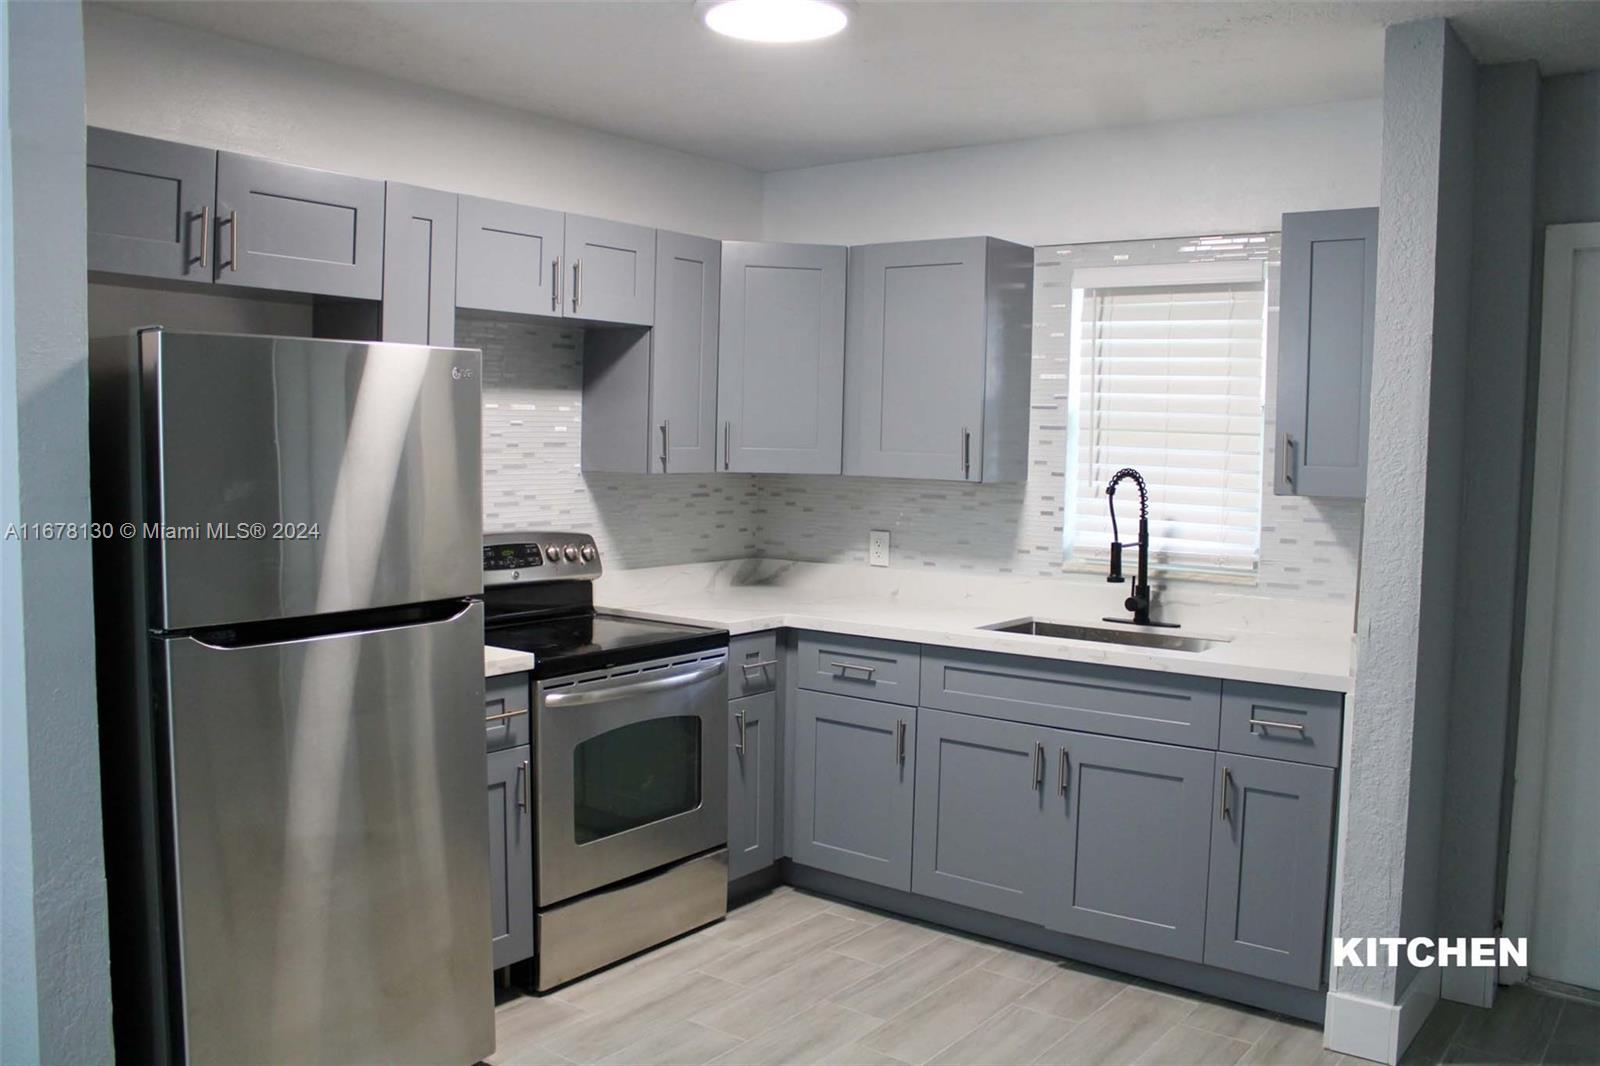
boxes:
[144,330,482,630]
[160,600,492,1065]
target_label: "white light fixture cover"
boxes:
[696,0,854,43]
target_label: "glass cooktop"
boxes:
[486,611,727,677]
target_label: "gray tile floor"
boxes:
[490,886,1365,1066]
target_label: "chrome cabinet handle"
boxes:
[483,708,529,724]
[723,421,731,470]
[572,260,581,311]
[516,759,529,811]
[1220,765,1233,822]
[1249,717,1307,734]
[895,719,907,765]
[1058,747,1070,796]
[551,257,561,312]
[831,661,876,680]
[740,659,776,677]
[962,428,972,480]
[735,709,747,755]
[193,204,210,270]
[660,422,669,472]
[1032,741,1045,790]
[1281,432,1296,489]
[226,209,239,272]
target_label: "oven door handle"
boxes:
[541,659,726,708]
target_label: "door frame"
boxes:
[1503,222,1600,984]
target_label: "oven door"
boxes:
[535,652,728,906]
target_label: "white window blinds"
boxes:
[1065,275,1266,574]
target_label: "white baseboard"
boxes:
[1324,969,1441,1065]
[1441,965,1497,1008]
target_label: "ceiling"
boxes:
[101,1,1600,172]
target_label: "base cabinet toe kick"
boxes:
[728,632,1343,1018]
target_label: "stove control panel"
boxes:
[483,531,601,585]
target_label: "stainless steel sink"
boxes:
[982,618,1224,653]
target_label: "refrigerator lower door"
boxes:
[159,601,491,1066]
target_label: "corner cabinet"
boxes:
[87,128,216,281]
[844,238,1033,482]
[717,241,847,474]
[382,183,458,345]
[1275,207,1378,498]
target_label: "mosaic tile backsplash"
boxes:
[465,241,1364,605]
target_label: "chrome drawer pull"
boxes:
[831,661,876,680]
[740,659,777,677]
[1249,717,1307,734]
[484,708,529,723]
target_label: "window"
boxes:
[1063,253,1268,576]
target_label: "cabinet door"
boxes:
[718,241,846,474]
[87,128,217,282]
[487,745,534,969]
[456,195,563,316]
[1205,753,1335,989]
[1276,208,1378,498]
[565,214,655,326]
[728,691,777,881]
[845,239,988,480]
[382,183,457,345]
[791,689,914,890]
[1049,731,1215,962]
[912,708,1057,923]
[214,152,384,299]
[651,231,721,473]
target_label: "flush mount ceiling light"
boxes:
[695,0,855,43]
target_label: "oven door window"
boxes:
[572,716,703,844]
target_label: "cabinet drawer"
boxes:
[796,633,920,706]
[1219,682,1342,767]
[729,631,778,698]
[921,648,1221,749]
[485,672,531,752]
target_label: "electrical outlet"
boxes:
[868,530,891,567]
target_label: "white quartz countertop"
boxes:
[484,644,536,679]
[586,560,1357,693]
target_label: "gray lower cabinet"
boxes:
[487,744,534,969]
[728,690,778,881]
[382,183,458,345]
[718,241,847,474]
[791,689,915,891]
[1050,731,1216,962]
[564,214,655,326]
[912,708,1058,923]
[87,127,216,282]
[456,195,563,316]
[844,238,1033,482]
[1205,752,1335,989]
[214,151,384,299]
[1275,207,1378,498]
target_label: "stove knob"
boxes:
[579,544,597,562]
[545,545,561,562]
[563,544,579,561]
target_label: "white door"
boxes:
[1506,223,1600,992]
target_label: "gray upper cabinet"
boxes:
[651,232,721,473]
[844,238,1033,482]
[382,183,458,346]
[1205,753,1335,988]
[718,241,847,474]
[87,128,216,282]
[790,689,915,891]
[912,708,1058,924]
[1049,731,1216,962]
[564,214,655,326]
[456,195,563,316]
[214,152,384,300]
[728,690,778,881]
[487,744,534,970]
[1275,207,1378,498]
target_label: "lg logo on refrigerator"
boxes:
[452,365,475,380]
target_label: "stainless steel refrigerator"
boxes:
[90,329,492,1065]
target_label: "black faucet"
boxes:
[1105,467,1178,629]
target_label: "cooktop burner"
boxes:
[488,611,726,677]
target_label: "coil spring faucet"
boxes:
[1105,467,1178,629]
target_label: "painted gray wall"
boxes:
[0,1,114,1062]
[1434,63,1539,974]
[1334,18,1476,1006]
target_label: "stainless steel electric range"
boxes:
[483,532,730,991]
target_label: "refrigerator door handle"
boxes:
[185,600,479,650]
